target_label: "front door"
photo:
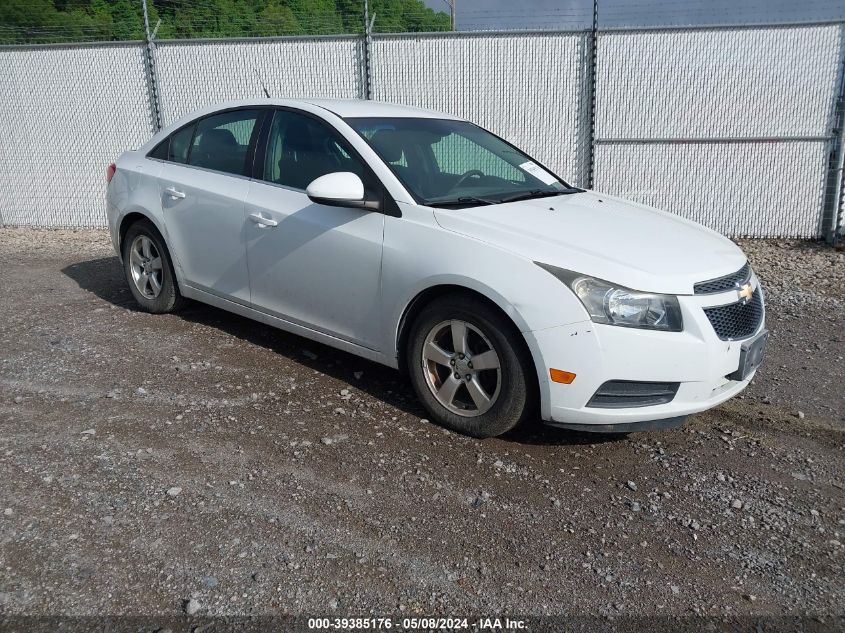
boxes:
[244,109,385,349]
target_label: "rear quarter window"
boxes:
[149,124,195,164]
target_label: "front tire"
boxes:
[122,219,185,313]
[406,294,537,438]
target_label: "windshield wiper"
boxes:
[428,196,497,208]
[497,188,583,204]
[429,188,582,208]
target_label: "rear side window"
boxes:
[149,124,195,163]
[187,109,260,176]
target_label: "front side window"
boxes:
[263,109,371,191]
[346,117,577,207]
[187,109,260,176]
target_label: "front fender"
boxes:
[381,207,590,362]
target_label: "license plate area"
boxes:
[728,329,768,381]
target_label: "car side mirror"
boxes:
[306,172,380,210]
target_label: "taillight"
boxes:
[106,163,116,184]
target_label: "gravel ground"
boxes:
[736,239,845,422]
[0,229,843,627]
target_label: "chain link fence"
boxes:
[0,22,843,240]
[593,23,844,238]
[154,36,365,125]
[0,42,155,226]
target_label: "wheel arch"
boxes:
[117,211,185,290]
[396,283,544,422]
[118,211,167,259]
[395,283,537,378]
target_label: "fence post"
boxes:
[141,0,162,131]
[575,0,598,190]
[361,0,374,100]
[823,28,845,244]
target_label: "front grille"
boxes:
[703,289,764,340]
[694,262,750,294]
[587,380,680,408]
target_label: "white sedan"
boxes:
[106,99,767,437]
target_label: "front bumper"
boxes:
[524,282,765,430]
[546,415,689,434]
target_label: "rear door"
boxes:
[155,108,264,303]
[244,108,386,348]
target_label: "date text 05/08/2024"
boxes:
[307,617,527,630]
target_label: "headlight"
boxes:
[536,263,683,332]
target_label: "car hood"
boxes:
[432,191,747,295]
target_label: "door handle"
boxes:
[164,187,186,199]
[249,212,278,227]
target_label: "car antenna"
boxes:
[254,69,271,98]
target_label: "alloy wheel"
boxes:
[421,319,502,417]
[128,235,163,299]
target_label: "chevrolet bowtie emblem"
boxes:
[738,282,754,303]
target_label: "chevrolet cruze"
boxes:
[106,99,767,437]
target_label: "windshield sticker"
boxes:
[518,161,557,185]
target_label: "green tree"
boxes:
[0,0,59,43]
[0,0,451,44]
[255,2,303,36]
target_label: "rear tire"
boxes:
[122,219,185,314]
[406,293,537,438]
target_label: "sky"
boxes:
[422,0,845,30]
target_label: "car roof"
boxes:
[301,99,460,120]
[173,98,461,120]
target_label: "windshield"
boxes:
[345,117,579,207]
